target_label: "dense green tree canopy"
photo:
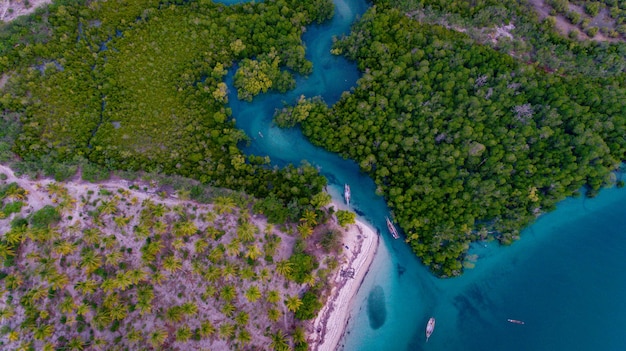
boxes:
[276,6,626,276]
[0,0,334,220]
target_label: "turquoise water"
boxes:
[217,0,626,350]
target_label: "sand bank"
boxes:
[309,209,380,351]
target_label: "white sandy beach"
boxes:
[309,205,380,351]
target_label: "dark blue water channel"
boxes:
[216,0,626,350]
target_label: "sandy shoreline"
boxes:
[308,204,380,351]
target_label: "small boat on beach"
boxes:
[344,184,351,205]
[426,317,436,342]
[507,319,525,325]
[385,216,399,239]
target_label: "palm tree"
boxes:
[208,245,225,263]
[301,209,317,226]
[266,290,281,305]
[214,195,236,214]
[141,240,164,262]
[226,239,241,257]
[0,243,15,261]
[176,324,192,342]
[220,285,236,302]
[45,182,64,197]
[221,302,235,317]
[245,244,262,261]
[174,220,198,237]
[33,324,54,340]
[4,184,28,201]
[204,265,221,283]
[234,311,249,327]
[52,240,77,257]
[109,304,128,321]
[75,279,98,294]
[162,255,182,273]
[127,327,142,345]
[76,303,89,317]
[152,220,167,235]
[172,238,186,250]
[267,307,282,322]
[263,234,281,257]
[80,250,101,274]
[105,251,124,266]
[276,260,294,278]
[244,286,262,303]
[82,228,102,246]
[100,278,116,293]
[194,238,209,254]
[49,273,69,290]
[258,267,271,283]
[134,224,150,238]
[148,328,168,348]
[181,301,198,316]
[240,266,256,280]
[60,296,76,314]
[115,271,133,291]
[222,262,238,280]
[269,330,289,351]
[152,271,166,285]
[128,268,147,284]
[98,199,118,216]
[218,322,235,340]
[153,203,169,217]
[236,221,257,242]
[199,320,216,339]
[203,285,217,301]
[285,295,303,313]
[166,306,185,323]
[292,326,306,346]
[113,215,131,229]
[237,329,252,346]
[297,223,313,239]
[67,336,85,351]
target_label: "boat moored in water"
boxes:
[385,216,400,239]
[426,317,436,342]
[344,184,351,205]
[507,319,525,325]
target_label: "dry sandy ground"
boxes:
[0,0,52,23]
[308,208,380,351]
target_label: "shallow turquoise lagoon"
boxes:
[342,185,626,351]
[216,0,626,349]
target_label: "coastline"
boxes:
[308,205,380,351]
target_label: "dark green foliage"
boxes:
[294,291,322,320]
[279,7,626,276]
[253,194,289,224]
[335,210,356,227]
[1,0,331,220]
[319,229,342,253]
[81,162,110,183]
[30,205,61,229]
[2,201,24,216]
[287,253,318,284]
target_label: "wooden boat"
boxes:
[385,216,399,239]
[426,317,436,342]
[507,319,525,325]
[344,184,351,206]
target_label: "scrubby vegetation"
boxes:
[546,0,626,39]
[0,168,346,350]
[276,4,626,276]
[383,0,626,78]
